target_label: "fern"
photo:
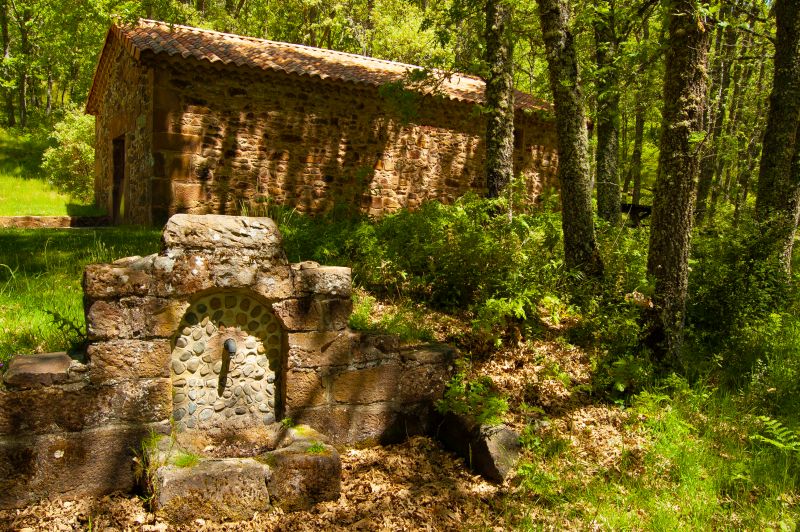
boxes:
[750,416,800,455]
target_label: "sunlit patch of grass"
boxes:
[0,228,161,363]
[513,383,800,530]
[0,128,102,216]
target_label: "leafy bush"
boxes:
[436,365,509,425]
[41,108,95,202]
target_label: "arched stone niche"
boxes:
[170,290,285,432]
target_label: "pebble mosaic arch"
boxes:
[170,292,283,432]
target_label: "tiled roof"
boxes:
[87,19,551,115]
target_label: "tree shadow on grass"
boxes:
[0,130,50,180]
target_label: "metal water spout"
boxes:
[217,338,236,396]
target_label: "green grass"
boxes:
[514,384,799,530]
[0,227,161,363]
[0,129,103,216]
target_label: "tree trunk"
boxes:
[538,0,603,276]
[754,0,800,273]
[0,0,13,127]
[45,72,52,115]
[630,93,645,207]
[594,2,621,224]
[645,0,711,367]
[695,16,736,225]
[733,44,768,227]
[484,0,515,199]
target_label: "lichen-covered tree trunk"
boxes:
[538,0,603,277]
[594,5,621,224]
[484,0,515,199]
[754,0,800,273]
[645,0,710,366]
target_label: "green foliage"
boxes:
[348,291,435,343]
[751,416,800,457]
[306,441,327,454]
[41,108,95,202]
[171,451,201,468]
[43,308,88,355]
[436,365,508,425]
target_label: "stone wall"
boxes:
[144,57,557,224]
[0,215,453,507]
[93,39,154,224]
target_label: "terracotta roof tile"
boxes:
[87,19,552,115]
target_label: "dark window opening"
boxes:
[112,135,126,223]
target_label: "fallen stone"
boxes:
[435,412,521,483]
[154,458,271,523]
[261,440,340,511]
[2,352,74,388]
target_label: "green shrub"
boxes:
[41,108,95,202]
[436,365,508,425]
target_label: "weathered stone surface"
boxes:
[272,297,352,332]
[0,379,171,435]
[331,363,402,405]
[162,214,286,257]
[2,352,74,388]
[399,343,456,365]
[287,330,359,368]
[87,339,171,382]
[285,369,327,409]
[263,441,340,511]
[83,255,156,299]
[289,403,434,445]
[396,361,452,404]
[155,458,271,523]
[435,412,521,483]
[86,297,189,340]
[0,421,169,508]
[292,264,352,297]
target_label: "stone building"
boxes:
[86,19,558,225]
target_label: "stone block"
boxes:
[0,379,171,435]
[2,352,73,388]
[291,401,442,445]
[399,343,456,365]
[396,361,452,404]
[0,421,169,509]
[162,214,286,255]
[86,297,189,340]
[262,441,340,511]
[253,263,295,299]
[287,330,359,368]
[160,252,214,296]
[272,297,352,332]
[352,334,401,364]
[83,255,157,299]
[164,154,195,181]
[435,412,521,483]
[173,182,204,209]
[154,458,271,523]
[153,132,202,153]
[87,339,172,382]
[292,264,352,297]
[331,363,401,405]
[285,369,328,410]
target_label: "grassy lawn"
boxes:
[0,227,161,361]
[0,129,104,217]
